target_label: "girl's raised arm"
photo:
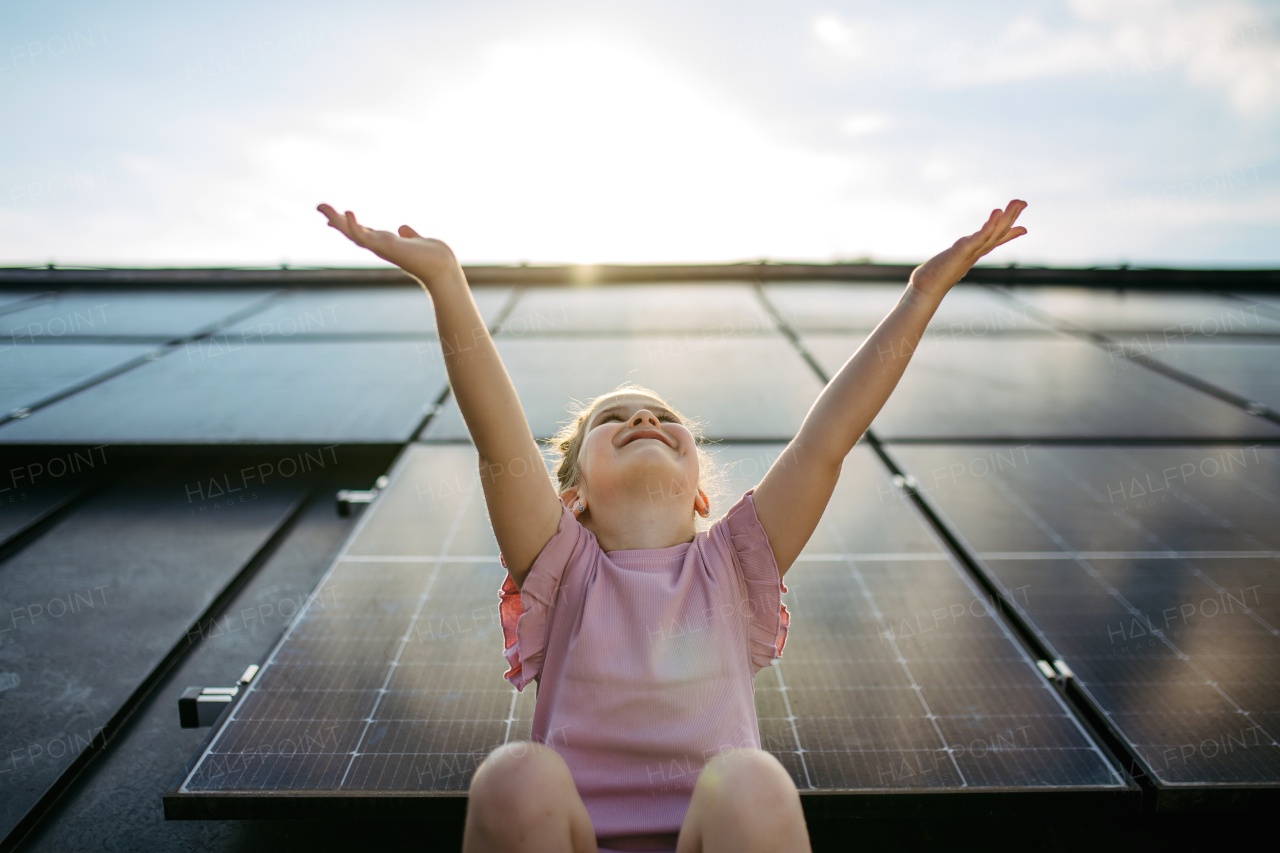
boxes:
[318,205,561,589]
[752,200,1029,576]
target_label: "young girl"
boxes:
[318,200,1028,853]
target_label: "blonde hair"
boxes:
[547,383,722,526]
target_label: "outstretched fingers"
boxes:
[318,203,358,243]
[994,226,1028,248]
[976,200,1028,255]
[318,203,385,249]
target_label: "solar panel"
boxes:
[886,443,1280,798]
[240,287,511,338]
[0,291,277,339]
[802,334,1280,439]
[419,335,825,441]
[500,284,775,334]
[0,484,305,840]
[1000,287,1280,336]
[169,442,1132,819]
[0,342,450,443]
[0,343,155,415]
[1156,341,1280,412]
[764,283,1051,334]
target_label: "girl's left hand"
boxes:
[908,200,1028,301]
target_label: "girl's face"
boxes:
[575,393,701,510]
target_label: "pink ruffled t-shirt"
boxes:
[497,489,790,847]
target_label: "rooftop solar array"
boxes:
[171,443,1131,812]
[1,275,1276,835]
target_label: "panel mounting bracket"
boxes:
[178,664,259,728]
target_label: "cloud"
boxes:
[824,0,1280,115]
[841,113,895,136]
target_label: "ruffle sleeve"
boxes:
[498,504,583,691]
[721,489,790,675]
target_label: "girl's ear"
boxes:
[695,488,710,519]
[560,486,586,517]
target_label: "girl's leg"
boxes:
[463,741,599,853]
[674,748,810,853]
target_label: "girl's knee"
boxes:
[470,742,575,814]
[696,748,799,813]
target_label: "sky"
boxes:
[1,0,1278,267]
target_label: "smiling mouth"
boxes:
[621,429,673,448]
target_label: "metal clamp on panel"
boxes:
[336,475,390,516]
[178,665,259,728]
[1036,659,1074,685]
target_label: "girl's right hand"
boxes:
[317,203,459,285]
